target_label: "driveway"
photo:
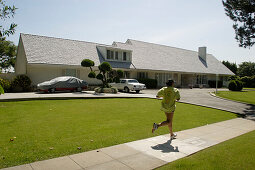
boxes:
[143,88,255,119]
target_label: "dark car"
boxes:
[37,76,88,93]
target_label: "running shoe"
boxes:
[171,133,177,140]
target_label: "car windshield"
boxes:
[128,79,138,83]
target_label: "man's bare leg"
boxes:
[152,112,174,135]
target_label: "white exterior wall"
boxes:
[27,65,63,85]
[147,71,155,79]
[15,37,27,75]
[27,65,102,86]
[79,66,102,85]
[129,70,137,78]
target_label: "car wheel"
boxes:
[49,88,55,93]
[76,87,82,92]
[124,87,129,93]
[135,90,140,93]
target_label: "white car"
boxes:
[110,79,146,93]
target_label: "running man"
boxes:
[152,79,180,140]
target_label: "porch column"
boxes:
[178,73,181,86]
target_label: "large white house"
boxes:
[15,33,234,87]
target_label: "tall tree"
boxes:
[222,0,255,48]
[0,40,16,72]
[0,0,17,40]
[237,61,255,77]
[222,60,238,74]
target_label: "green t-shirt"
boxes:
[157,87,180,113]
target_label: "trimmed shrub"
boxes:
[228,80,237,91]
[137,78,157,89]
[96,73,103,80]
[235,80,243,91]
[228,75,240,81]
[0,78,11,92]
[88,71,96,78]
[117,70,124,78]
[81,59,94,67]
[240,76,255,88]
[208,80,223,88]
[11,75,31,92]
[228,80,243,91]
[99,62,112,73]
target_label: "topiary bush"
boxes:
[137,78,157,89]
[81,59,95,68]
[228,80,237,91]
[228,75,240,81]
[88,71,96,78]
[96,73,103,80]
[11,75,31,92]
[0,78,11,92]
[228,80,243,91]
[235,80,243,91]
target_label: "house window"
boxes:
[65,69,76,77]
[115,51,118,60]
[137,72,148,79]
[124,71,130,78]
[123,52,127,61]
[110,51,114,59]
[107,50,110,59]
[196,75,207,84]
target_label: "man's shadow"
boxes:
[151,140,179,153]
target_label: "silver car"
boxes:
[37,76,88,93]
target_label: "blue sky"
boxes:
[4,0,255,64]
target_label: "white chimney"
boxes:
[198,47,207,61]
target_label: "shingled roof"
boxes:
[20,33,234,75]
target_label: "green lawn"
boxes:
[216,90,255,105]
[243,88,255,90]
[157,130,255,170]
[0,98,238,168]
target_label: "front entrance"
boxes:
[155,73,172,87]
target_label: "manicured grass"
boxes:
[243,88,255,90]
[0,98,238,168]
[157,130,255,170]
[216,90,255,105]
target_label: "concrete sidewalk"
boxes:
[3,118,255,170]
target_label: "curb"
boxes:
[0,95,156,102]
[177,101,245,117]
[209,92,255,107]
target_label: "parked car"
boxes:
[37,76,88,93]
[110,79,146,93]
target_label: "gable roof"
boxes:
[20,33,103,66]
[20,33,234,75]
[114,39,234,75]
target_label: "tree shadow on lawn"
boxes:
[243,104,255,121]
[151,140,179,153]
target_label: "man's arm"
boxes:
[176,90,180,101]
[156,88,164,98]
